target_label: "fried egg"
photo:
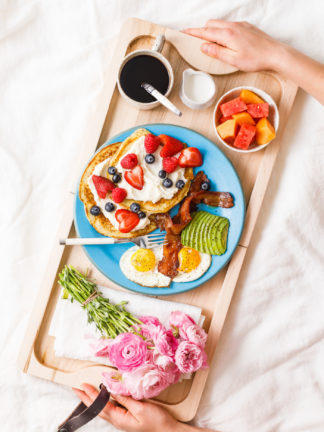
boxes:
[173,247,211,282]
[120,245,211,287]
[120,246,171,287]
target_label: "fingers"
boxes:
[111,393,144,415]
[183,26,234,48]
[201,42,236,65]
[72,387,93,407]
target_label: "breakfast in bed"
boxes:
[79,127,235,288]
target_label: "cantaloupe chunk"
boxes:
[256,117,276,145]
[240,89,264,104]
[216,119,238,142]
[232,112,255,126]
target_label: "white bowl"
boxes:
[213,86,279,153]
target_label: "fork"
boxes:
[59,232,166,249]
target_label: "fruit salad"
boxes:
[216,89,276,150]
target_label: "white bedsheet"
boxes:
[0,0,323,431]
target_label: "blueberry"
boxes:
[108,166,117,175]
[162,178,173,188]
[176,180,185,189]
[90,205,101,216]
[158,170,167,179]
[201,181,210,191]
[145,154,155,164]
[138,211,146,219]
[105,202,115,212]
[112,173,121,183]
[130,202,140,213]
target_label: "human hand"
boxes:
[72,383,185,432]
[183,20,286,72]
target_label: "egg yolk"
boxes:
[131,248,156,272]
[178,247,201,273]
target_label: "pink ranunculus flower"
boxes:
[174,341,207,374]
[179,324,208,348]
[169,311,195,330]
[89,337,113,358]
[139,316,162,326]
[152,327,179,358]
[123,363,169,399]
[108,333,147,372]
[102,370,130,395]
[153,353,181,385]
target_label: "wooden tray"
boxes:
[17,18,297,422]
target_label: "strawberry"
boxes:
[144,134,160,153]
[111,187,127,203]
[178,147,203,167]
[159,134,184,157]
[124,165,144,190]
[162,156,178,173]
[115,209,140,233]
[92,174,115,199]
[120,153,138,169]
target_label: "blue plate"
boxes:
[74,124,245,296]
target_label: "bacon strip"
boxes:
[156,173,234,278]
[157,233,182,279]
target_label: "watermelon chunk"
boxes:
[246,103,269,118]
[219,115,232,124]
[220,97,247,117]
[233,123,256,150]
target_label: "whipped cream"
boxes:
[88,158,151,232]
[115,135,187,203]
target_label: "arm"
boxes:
[73,384,217,432]
[183,20,324,105]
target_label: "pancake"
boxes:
[108,128,194,213]
[79,142,158,238]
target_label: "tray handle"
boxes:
[165,28,238,75]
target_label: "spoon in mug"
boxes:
[141,82,182,116]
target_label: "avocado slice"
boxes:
[181,211,230,255]
[205,215,221,255]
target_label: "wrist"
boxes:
[269,42,297,77]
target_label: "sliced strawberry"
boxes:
[115,209,140,233]
[92,174,115,199]
[144,134,160,153]
[178,147,203,168]
[120,153,138,169]
[162,156,178,173]
[115,209,130,222]
[124,165,144,190]
[159,134,184,157]
[111,187,127,203]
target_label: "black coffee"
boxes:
[120,54,170,103]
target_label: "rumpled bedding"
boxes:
[0,0,323,431]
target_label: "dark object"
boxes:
[105,202,115,212]
[90,206,100,216]
[176,180,185,189]
[130,202,140,213]
[158,169,167,179]
[57,384,110,432]
[108,166,117,175]
[162,178,173,188]
[112,173,121,183]
[120,54,169,103]
[138,211,146,219]
[145,153,155,164]
[201,181,210,191]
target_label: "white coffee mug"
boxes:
[117,35,174,110]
